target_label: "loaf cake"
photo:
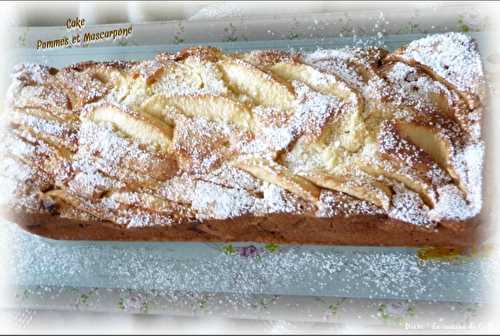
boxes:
[1,33,487,247]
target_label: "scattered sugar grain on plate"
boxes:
[5,220,490,305]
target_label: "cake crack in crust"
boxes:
[1,33,487,246]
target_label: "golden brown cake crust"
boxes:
[6,210,483,247]
[1,33,487,246]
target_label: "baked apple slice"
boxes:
[386,33,486,110]
[82,103,173,152]
[395,120,469,195]
[218,57,295,110]
[360,121,453,207]
[305,46,388,88]
[379,61,478,139]
[8,108,78,152]
[232,156,321,202]
[141,94,252,128]
[303,170,392,210]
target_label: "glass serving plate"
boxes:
[3,32,493,304]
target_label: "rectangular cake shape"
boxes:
[1,33,487,246]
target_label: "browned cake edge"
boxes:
[6,210,483,247]
[2,33,489,248]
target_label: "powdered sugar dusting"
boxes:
[389,185,434,228]
[290,80,343,140]
[203,164,262,192]
[191,181,255,220]
[398,32,485,102]
[317,190,384,218]
[2,33,486,232]
[430,184,477,221]
[430,143,484,221]
[152,59,227,97]
[305,48,366,87]
[253,182,310,215]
